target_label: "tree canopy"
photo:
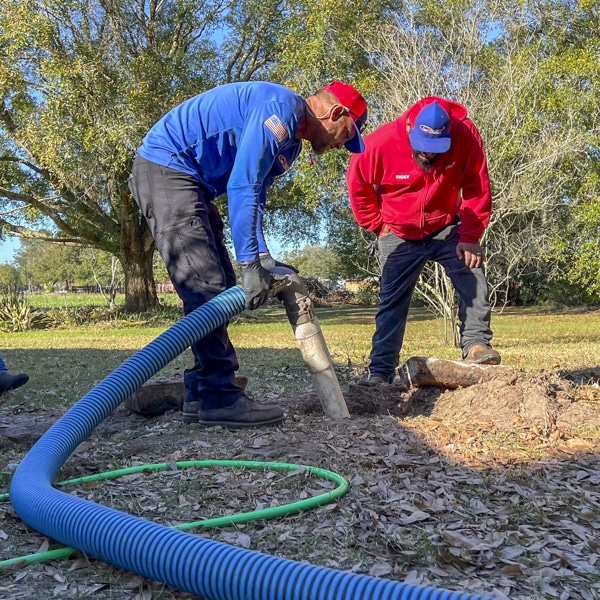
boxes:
[0,0,391,310]
[0,0,598,311]
[277,0,600,306]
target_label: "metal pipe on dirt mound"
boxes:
[273,268,350,419]
[10,285,489,600]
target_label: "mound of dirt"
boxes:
[426,372,575,429]
[329,364,600,433]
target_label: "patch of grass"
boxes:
[24,292,182,310]
[1,305,599,411]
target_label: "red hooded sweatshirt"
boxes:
[346,97,491,243]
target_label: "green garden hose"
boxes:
[1,459,348,570]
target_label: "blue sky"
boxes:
[0,238,20,264]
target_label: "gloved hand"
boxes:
[240,259,274,310]
[259,252,299,274]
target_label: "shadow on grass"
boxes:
[257,304,436,326]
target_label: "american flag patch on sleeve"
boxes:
[264,115,289,142]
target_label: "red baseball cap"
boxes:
[322,81,368,153]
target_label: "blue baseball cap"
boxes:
[409,100,451,153]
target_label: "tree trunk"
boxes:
[113,173,159,312]
[120,188,159,313]
[122,247,158,312]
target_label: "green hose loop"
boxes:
[1,460,348,570]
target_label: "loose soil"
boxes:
[1,363,599,599]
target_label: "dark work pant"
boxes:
[128,155,242,409]
[370,221,493,381]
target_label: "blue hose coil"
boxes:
[10,285,490,600]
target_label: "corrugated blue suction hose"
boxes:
[10,286,490,600]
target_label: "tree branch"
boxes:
[0,155,48,177]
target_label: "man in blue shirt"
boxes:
[129,80,367,428]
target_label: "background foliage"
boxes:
[0,0,598,314]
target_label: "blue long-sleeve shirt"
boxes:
[137,82,305,262]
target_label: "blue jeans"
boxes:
[128,155,242,409]
[369,221,493,381]
[0,353,7,376]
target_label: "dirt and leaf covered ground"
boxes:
[0,362,599,600]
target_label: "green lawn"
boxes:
[24,292,182,309]
[1,304,598,411]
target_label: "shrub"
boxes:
[0,297,51,332]
[353,281,379,306]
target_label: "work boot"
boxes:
[356,374,390,388]
[0,372,29,395]
[183,395,284,428]
[181,375,248,420]
[463,345,501,365]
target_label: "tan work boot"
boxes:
[463,345,501,365]
[357,375,389,387]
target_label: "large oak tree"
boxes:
[0,0,292,311]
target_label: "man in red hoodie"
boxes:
[347,97,500,386]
